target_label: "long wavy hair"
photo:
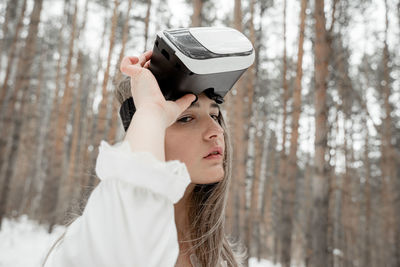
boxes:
[43,76,247,267]
[115,76,246,266]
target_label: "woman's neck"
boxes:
[174,183,195,253]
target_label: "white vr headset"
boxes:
[120,27,255,131]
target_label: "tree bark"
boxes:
[0,0,19,72]
[310,0,330,265]
[360,59,372,267]
[55,0,90,220]
[280,0,307,265]
[191,0,203,27]
[226,0,246,242]
[36,0,69,223]
[0,0,26,104]
[0,0,43,229]
[94,0,119,148]
[109,0,134,142]
[243,0,257,259]
[84,0,120,198]
[40,0,78,232]
[85,15,109,192]
[380,1,397,265]
[278,0,291,265]
[143,0,152,51]
[260,131,277,259]
[62,51,85,214]
[15,41,46,215]
[0,0,27,113]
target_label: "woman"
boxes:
[43,51,246,267]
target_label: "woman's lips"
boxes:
[204,154,223,160]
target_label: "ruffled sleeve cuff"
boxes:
[95,140,191,203]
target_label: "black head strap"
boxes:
[119,97,135,132]
[118,92,223,132]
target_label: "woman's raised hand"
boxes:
[120,50,196,128]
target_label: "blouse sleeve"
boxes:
[44,140,191,267]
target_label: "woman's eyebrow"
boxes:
[188,102,220,110]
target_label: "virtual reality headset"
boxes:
[120,27,255,131]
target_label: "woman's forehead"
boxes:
[200,92,219,104]
[188,94,220,110]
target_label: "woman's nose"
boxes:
[204,119,224,140]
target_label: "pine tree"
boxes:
[280,0,308,265]
[0,0,44,229]
[310,0,330,265]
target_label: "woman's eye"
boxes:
[177,116,193,123]
[177,114,219,123]
[211,114,219,121]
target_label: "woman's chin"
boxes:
[192,171,224,184]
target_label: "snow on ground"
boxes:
[0,215,278,267]
[249,258,281,267]
[0,215,65,267]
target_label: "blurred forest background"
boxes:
[0,0,399,266]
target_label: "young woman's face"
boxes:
[165,93,225,184]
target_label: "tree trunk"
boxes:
[381,1,397,265]
[85,15,109,192]
[226,0,246,242]
[94,0,119,148]
[396,2,400,262]
[260,131,276,259]
[27,48,53,220]
[36,0,69,224]
[40,0,78,232]
[304,150,313,267]
[248,123,263,259]
[0,0,19,72]
[59,51,84,217]
[398,1,400,35]
[243,0,257,258]
[0,0,27,190]
[87,2,120,203]
[359,60,372,267]
[310,0,330,265]
[15,41,46,215]
[255,126,269,260]
[278,0,290,265]
[86,1,120,199]
[0,0,27,105]
[55,0,90,220]
[280,0,307,265]
[78,48,103,211]
[191,0,203,27]
[332,107,343,267]
[333,30,354,267]
[109,0,133,142]
[143,0,152,51]
[0,0,43,229]
[246,95,262,262]
[363,129,372,267]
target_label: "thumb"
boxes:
[175,94,197,113]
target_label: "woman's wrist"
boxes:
[124,108,168,162]
[135,104,171,127]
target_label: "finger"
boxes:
[120,56,137,73]
[128,56,139,64]
[120,61,144,77]
[138,50,153,67]
[143,60,150,69]
[120,56,131,68]
[174,94,197,113]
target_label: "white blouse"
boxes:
[44,140,227,267]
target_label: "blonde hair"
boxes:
[115,76,247,266]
